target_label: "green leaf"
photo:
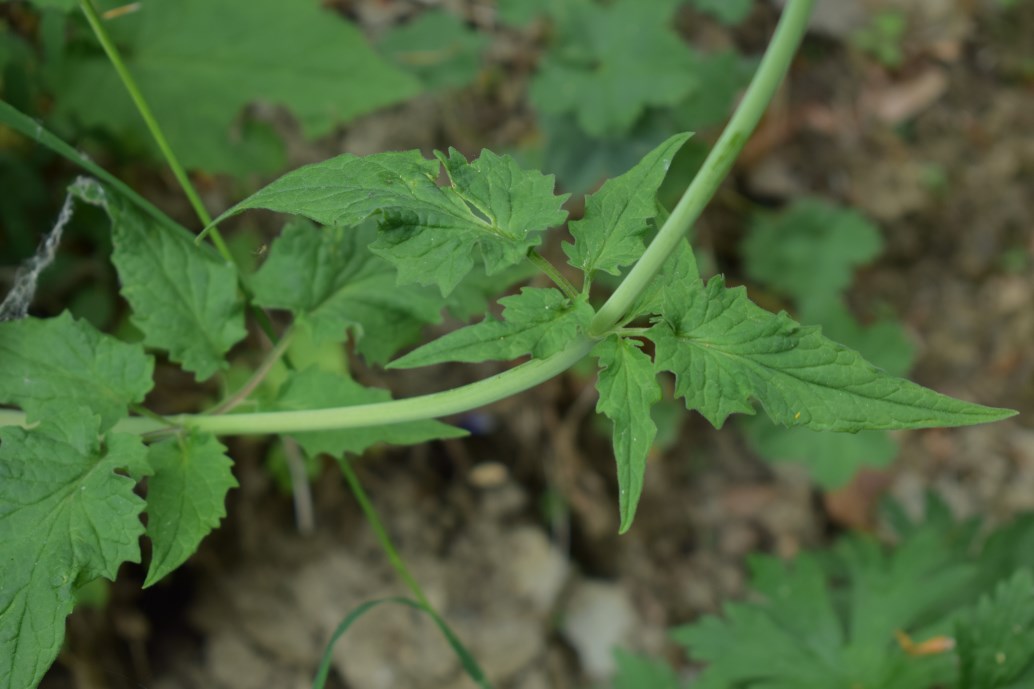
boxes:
[955,569,1034,689]
[741,415,898,488]
[629,238,701,320]
[611,649,682,689]
[564,132,692,281]
[690,0,754,25]
[46,0,419,174]
[529,0,696,136]
[593,336,660,533]
[376,147,567,292]
[71,179,246,381]
[743,199,884,302]
[649,275,1015,431]
[390,287,592,368]
[218,150,441,225]
[143,432,237,588]
[250,219,445,364]
[673,521,975,689]
[271,367,467,457]
[379,10,488,91]
[217,148,568,295]
[444,262,539,322]
[0,404,149,689]
[673,555,849,689]
[0,312,153,429]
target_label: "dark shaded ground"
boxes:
[36,1,1034,687]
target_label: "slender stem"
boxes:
[589,0,816,336]
[527,249,579,300]
[77,2,218,236]
[339,457,433,609]
[281,436,316,535]
[77,0,281,346]
[160,337,594,436]
[338,458,492,688]
[0,101,184,235]
[209,326,296,415]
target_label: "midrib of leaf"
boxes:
[451,193,517,242]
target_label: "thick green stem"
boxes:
[161,337,593,436]
[589,0,816,335]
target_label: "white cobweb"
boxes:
[0,186,76,321]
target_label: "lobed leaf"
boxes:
[742,199,883,302]
[73,180,246,381]
[271,367,467,458]
[593,336,660,533]
[371,148,568,293]
[0,404,150,689]
[955,569,1034,689]
[529,0,696,136]
[390,287,592,368]
[611,649,682,689]
[143,432,237,588]
[649,275,1015,431]
[0,312,153,429]
[216,148,568,295]
[250,219,444,364]
[564,132,692,282]
[673,518,980,688]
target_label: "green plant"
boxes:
[0,1,1016,687]
[610,499,1034,688]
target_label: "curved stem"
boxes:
[589,0,816,335]
[163,337,594,436]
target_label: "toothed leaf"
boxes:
[391,287,592,368]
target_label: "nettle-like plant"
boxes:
[0,1,1016,687]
